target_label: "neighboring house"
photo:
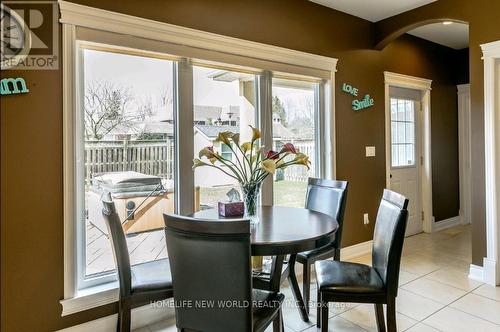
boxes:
[87,103,311,189]
[193,117,297,187]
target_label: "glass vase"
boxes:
[240,181,261,224]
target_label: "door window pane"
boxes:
[390,98,416,167]
[82,49,175,279]
[192,66,257,210]
[272,78,318,208]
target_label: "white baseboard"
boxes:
[468,264,484,282]
[432,216,461,232]
[340,240,372,260]
[58,300,174,332]
[58,241,373,331]
[483,257,500,286]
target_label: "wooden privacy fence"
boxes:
[85,139,174,185]
[85,139,314,186]
[272,139,316,182]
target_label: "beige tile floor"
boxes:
[136,225,500,332]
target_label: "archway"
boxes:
[375,18,469,50]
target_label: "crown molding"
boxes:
[58,0,338,73]
[384,71,432,90]
[481,40,500,58]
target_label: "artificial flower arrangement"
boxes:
[193,126,310,222]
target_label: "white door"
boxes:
[389,96,422,236]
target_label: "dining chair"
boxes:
[252,178,348,321]
[315,189,409,332]
[164,213,285,332]
[102,193,174,332]
[296,178,348,314]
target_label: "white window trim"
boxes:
[59,0,338,315]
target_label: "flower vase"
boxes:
[241,182,261,224]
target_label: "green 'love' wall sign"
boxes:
[1,77,29,95]
[342,82,374,111]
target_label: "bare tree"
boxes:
[84,81,138,140]
[158,86,173,108]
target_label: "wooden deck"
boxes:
[86,222,167,276]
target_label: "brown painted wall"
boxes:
[374,0,500,269]
[1,0,466,330]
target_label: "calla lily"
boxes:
[261,159,276,174]
[293,153,311,169]
[266,150,279,160]
[241,142,252,153]
[192,158,207,169]
[232,133,240,145]
[199,146,216,159]
[250,126,261,142]
[215,131,232,145]
[280,143,297,154]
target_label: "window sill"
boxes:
[60,281,119,316]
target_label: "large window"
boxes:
[272,78,319,207]
[73,43,329,292]
[79,48,175,287]
[193,66,257,210]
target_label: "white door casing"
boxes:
[458,84,472,225]
[481,40,500,286]
[384,72,432,234]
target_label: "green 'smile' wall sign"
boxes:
[341,82,374,111]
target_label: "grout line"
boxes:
[335,315,370,332]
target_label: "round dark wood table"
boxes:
[191,205,338,322]
[192,205,339,256]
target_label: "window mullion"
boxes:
[315,82,324,178]
[259,71,273,206]
[175,58,195,215]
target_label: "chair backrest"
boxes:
[371,189,409,296]
[305,178,348,249]
[101,192,132,299]
[164,214,253,332]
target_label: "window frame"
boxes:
[60,1,337,316]
[74,43,180,290]
[390,97,417,168]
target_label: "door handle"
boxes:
[390,174,393,178]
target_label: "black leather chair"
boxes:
[102,194,173,332]
[296,178,348,314]
[315,189,409,332]
[164,213,285,332]
[252,178,348,322]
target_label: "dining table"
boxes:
[191,205,339,322]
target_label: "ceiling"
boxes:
[310,0,469,49]
[309,0,437,22]
[408,23,469,49]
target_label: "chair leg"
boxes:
[117,300,131,332]
[374,303,386,332]
[303,263,311,314]
[273,309,284,332]
[386,297,397,332]
[320,298,329,332]
[316,289,321,328]
[287,255,309,322]
[333,248,341,261]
